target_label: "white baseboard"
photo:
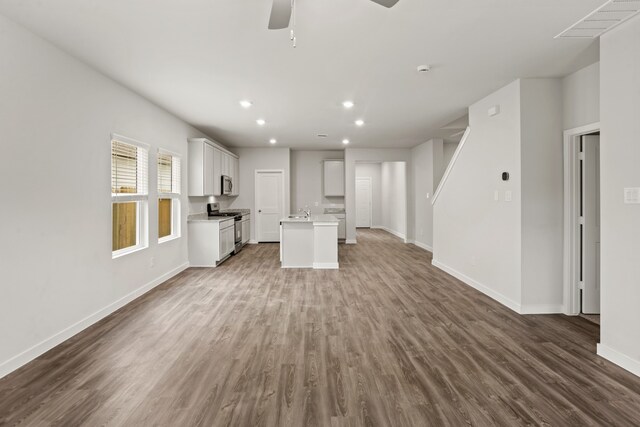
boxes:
[408,240,433,253]
[345,239,357,244]
[520,304,564,314]
[313,262,339,269]
[432,259,522,314]
[248,240,259,244]
[0,262,189,380]
[597,344,640,378]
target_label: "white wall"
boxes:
[562,62,600,130]
[228,147,291,242]
[344,149,412,243]
[520,79,564,312]
[443,142,459,174]
[411,139,445,251]
[433,78,565,314]
[380,162,407,239]
[355,163,382,226]
[0,15,209,378]
[290,150,344,214]
[598,15,640,376]
[433,80,523,311]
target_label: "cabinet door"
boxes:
[221,153,229,177]
[233,157,240,195]
[324,160,345,196]
[203,143,215,196]
[242,220,250,244]
[213,147,222,196]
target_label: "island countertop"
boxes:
[280,214,339,224]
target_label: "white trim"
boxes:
[563,122,600,315]
[0,262,189,380]
[432,259,522,313]
[409,240,433,253]
[313,262,339,269]
[597,344,640,378]
[248,240,259,244]
[345,239,357,244]
[111,133,151,149]
[432,126,470,206]
[520,304,564,314]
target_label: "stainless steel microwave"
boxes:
[221,175,232,195]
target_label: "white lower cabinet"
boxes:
[188,218,235,267]
[241,215,250,244]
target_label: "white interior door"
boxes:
[356,177,372,228]
[255,171,284,242]
[581,134,601,314]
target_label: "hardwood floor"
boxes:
[1,229,640,426]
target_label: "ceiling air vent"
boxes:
[555,0,640,38]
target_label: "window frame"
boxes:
[111,134,150,258]
[157,148,181,244]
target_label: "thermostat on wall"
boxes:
[488,105,501,117]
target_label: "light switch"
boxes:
[624,188,640,204]
[426,193,430,199]
[505,190,513,202]
[494,190,499,201]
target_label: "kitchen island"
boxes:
[280,214,339,269]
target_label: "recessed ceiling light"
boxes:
[355,119,365,127]
[256,119,266,126]
[269,138,277,144]
[417,65,431,73]
[342,139,350,145]
[240,100,253,108]
[342,101,355,109]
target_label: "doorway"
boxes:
[563,123,601,317]
[255,170,285,242]
[356,177,372,228]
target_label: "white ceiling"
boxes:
[0,0,602,148]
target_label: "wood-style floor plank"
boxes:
[1,229,640,426]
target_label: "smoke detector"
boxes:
[417,64,431,73]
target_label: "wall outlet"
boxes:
[149,257,155,268]
[504,190,513,202]
[426,193,430,199]
[314,201,319,207]
[494,190,499,201]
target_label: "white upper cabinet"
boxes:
[188,138,240,197]
[213,147,222,196]
[189,139,216,196]
[323,160,345,197]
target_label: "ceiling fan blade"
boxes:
[369,0,400,7]
[268,0,292,29]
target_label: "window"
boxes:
[111,136,149,257]
[157,149,181,243]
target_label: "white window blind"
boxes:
[158,150,181,195]
[112,139,148,199]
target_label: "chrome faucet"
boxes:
[298,206,311,218]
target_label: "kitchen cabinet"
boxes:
[241,215,250,244]
[188,140,216,196]
[220,222,235,257]
[323,160,345,197]
[188,138,240,197]
[188,218,235,267]
[231,157,240,196]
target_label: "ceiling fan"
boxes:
[268,0,400,30]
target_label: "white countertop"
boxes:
[280,214,339,224]
[187,213,235,223]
